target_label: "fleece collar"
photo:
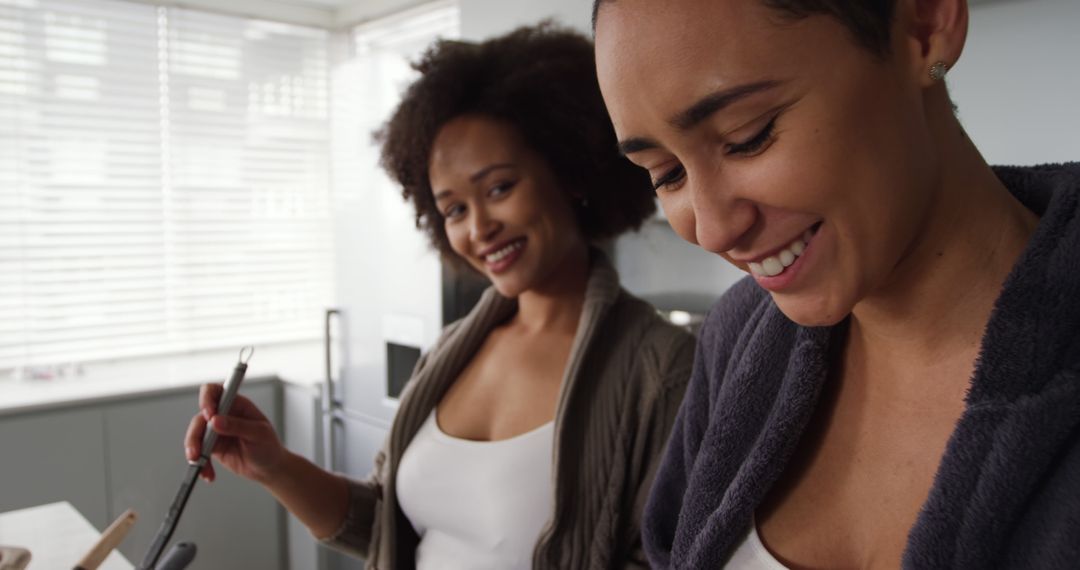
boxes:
[673,164,1080,568]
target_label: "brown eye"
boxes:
[652,164,685,191]
[444,203,466,220]
[488,180,515,197]
[726,116,777,156]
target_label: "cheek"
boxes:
[519,186,576,241]
[444,224,477,266]
[444,223,465,253]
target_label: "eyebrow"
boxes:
[672,80,782,130]
[617,79,783,156]
[470,162,515,183]
[434,162,516,201]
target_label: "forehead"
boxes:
[429,115,526,176]
[595,0,849,132]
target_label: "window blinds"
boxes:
[0,0,332,373]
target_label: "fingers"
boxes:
[222,394,270,422]
[199,383,223,419]
[198,383,267,423]
[185,412,206,461]
[184,412,216,482]
[210,415,274,444]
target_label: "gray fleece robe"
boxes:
[643,164,1080,569]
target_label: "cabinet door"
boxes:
[328,416,389,570]
[282,382,333,570]
[105,382,283,569]
[0,408,108,527]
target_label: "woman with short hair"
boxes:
[593,0,1080,567]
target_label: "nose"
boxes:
[468,203,501,244]
[684,169,756,255]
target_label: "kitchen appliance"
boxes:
[318,8,461,568]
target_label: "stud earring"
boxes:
[929,61,949,82]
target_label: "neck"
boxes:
[513,244,590,335]
[849,106,1038,375]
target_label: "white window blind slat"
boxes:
[2,0,335,372]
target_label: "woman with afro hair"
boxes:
[184,23,695,570]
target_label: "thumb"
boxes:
[211,415,272,443]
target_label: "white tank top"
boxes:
[726,520,790,569]
[396,410,555,570]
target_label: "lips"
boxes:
[483,239,525,264]
[740,222,822,279]
[748,231,809,277]
[478,237,527,274]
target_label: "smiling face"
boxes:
[596,0,943,326]
[429,115,586,298]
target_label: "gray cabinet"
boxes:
[0,408,109,527]
[0,379,284,569]
[105,382,283,569]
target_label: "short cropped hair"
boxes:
[592,0,898,57]
[376,23,655,264]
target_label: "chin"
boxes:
[488,273,530,299]
[771,292,852,328]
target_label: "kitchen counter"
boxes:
[0,342,324,418]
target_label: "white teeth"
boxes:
[779,249,795,267]
[762,257,783,276]
[485,241,523,263]
[747,228,816,279]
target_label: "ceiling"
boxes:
[141,0,437,29]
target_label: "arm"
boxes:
[264,452,351,539]
[183,387,355,541]
[185,321,452,557]
[315,447,391,556]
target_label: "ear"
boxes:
[898,0,969,86]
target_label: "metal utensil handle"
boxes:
[199,351,250,460]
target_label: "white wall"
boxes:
[950,0,1080,165]
[459,0,590,39]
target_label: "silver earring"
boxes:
[929,61,949,81]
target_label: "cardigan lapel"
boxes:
[378,283,516,569]
[529,250,624,566]
[551,250,623,455]
[387,285,516,463]
[393,248,624,456]
[387,248,624,519]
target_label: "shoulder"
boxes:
[601,290,697,391]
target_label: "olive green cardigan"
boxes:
[322,253,695,569]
